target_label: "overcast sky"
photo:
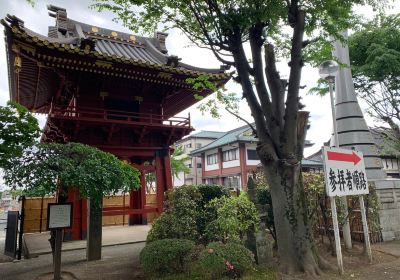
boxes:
[0,0,399,163]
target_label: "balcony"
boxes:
[48,106,191,129]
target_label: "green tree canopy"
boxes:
[0,102,40,168]
[348,14,400,149]
[171,145,190,179]
[92,0,388,274]
[4,142,140,207]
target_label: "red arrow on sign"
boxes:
[327,151,361,165]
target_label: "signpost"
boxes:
[322,147,372,274]
[47,203,73,280]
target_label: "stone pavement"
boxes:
[0,225,150,280]
[23,225,151,257]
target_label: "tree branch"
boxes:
[225,107,257,137]
[283,8,306,158]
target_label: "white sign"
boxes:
[322,146,369,197]
[47,203,73,230]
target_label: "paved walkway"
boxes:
[23,225,150,257]
[0,225,150,279]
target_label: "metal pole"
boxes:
[329,81,352,250]
[53,229,62,280]
[331,197,344,274]
[359,195,373,263]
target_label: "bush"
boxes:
[147,186,201,242]
[139,239,196,276]
[197,184,231,207]
[147,185,232,244]
[199,242,255,278]
[204,194,259,243]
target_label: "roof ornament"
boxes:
[155,31,168,54]
[166,55,181,67]
[47,5,68,35]
[5,14,24,29]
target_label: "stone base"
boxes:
[374,179,400,241]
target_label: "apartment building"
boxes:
[174,131,225,186]
[191,124,315,190]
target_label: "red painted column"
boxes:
[163,149,173,191]
[64,188,82,241]
[81,198,88,240]
[155,150,166,213]
[129,189,142,225]
[140,170,147,224]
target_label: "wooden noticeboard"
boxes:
[46,203,73,230]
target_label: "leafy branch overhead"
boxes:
[348,14,400,149]
[4,142,140,207]
[0,102,41,168]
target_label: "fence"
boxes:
[22,194,159,234]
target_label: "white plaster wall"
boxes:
[173,171,185,187]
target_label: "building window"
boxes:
[223,148,237,162]
[207,153,218,165]
[223,176,240,189]
[186,143,192,148]
[196,143,202,148]
[208,178,219,185]
[247,149,259,160]
[187,163,192,168]
[197,163,202,168]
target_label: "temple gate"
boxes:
[2,5,229,240]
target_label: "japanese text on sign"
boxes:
[47,203,73,230]
[323,147,369,197]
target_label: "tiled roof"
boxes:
[189,131,226,139]
[191,124,255,155]
[191,124,313,155]
[2,7,229,77]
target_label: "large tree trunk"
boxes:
[263,162,321,275]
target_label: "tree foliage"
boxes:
[171,145,190,179]
[0,102,40,168]
[4,142,140,207]
[92,0,388,274]
[348,14,400,149]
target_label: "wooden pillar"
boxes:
[64,188,82,241]
[163,150,173,191]
[81,198,88,240]
[129,189,142,225]
[140,171,147,224]
[155,149,169,213]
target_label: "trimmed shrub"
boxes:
[204,194,259,243]
[197,184,231,207]
[199,242,255,278]
[139,239,196,276]
[147,186,201,242]
[147,184,232,244]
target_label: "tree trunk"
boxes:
[263,162,322,275]
[87,199,102,261]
